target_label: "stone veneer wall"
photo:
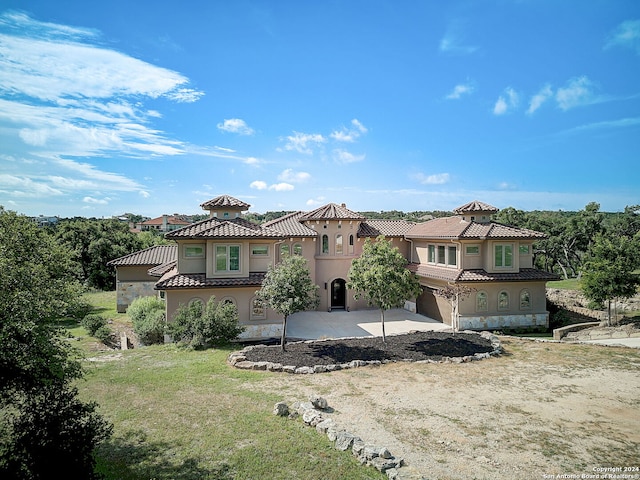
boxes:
[116,281,158,313]
[459,313,549,331]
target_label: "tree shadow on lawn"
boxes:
[96,429,232,480]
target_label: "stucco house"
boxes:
[109,195,557,338]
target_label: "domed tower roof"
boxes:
[200,195,250,219]
[453,201,498,223]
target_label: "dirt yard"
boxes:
[249,337,640,479]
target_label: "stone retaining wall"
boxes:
[228,331,502,373]
[274,395,426,479]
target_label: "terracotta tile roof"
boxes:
[165,217,285,239]
[200,195,250,210]
[456,269,560,282]
[107,245,177,267]
[358,219,416,237]
[155,269,266,290]
[406,217,547,240]
[407,264,559,282]
[299,203,365,221]
[139,215,190,226]
[453,200,498,214]
[262,211,318,237]
[147,260,177,277]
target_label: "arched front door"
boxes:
[331,278,346,310]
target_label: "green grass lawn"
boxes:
[74,291,385,480]
[547,278,582,290]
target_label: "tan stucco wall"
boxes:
[116,265,156,282]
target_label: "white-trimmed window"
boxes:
[520,290,531,310]
[322,234,329,254]
[498,291,510,310]
[466,245,480,255]
[336,234,343,255]
[428,245,436,263]
[293,243,303,255]
[494,244,514,268]
[428,244,457,266]
[215,244,240,272]
[348,235,354,254]
[251,244,269,256]
[280,244,290,257]
[476,291,488,312]
[519,244,530,255]
[184,244,205,258]
[447,246,457,266]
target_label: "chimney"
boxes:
[162,214,168,231]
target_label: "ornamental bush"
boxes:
[81,314,107,336]
[168,297,245,349]
[128,296,166,345]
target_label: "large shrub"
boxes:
[81,314,107,336]
[168,297,245,349]
[128,296,166,345]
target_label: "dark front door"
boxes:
[331,278,346,310]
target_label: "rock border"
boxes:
[228,330,502,373]
[274,395,425,479]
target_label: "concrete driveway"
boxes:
[286,308,451,340]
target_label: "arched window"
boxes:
[250,296,266,320]
[280,244,290,258]
[476,291,488,312]
[520,290,531,309]
[335,234,343,255]
[220,296,236,306]
[498,291,509,310]
[348,234,354,254]
[322,234,329,254]
[293,243,303,255]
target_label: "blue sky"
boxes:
[1,1,639,218]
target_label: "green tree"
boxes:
[0,208,112,479]
[168,297,245,349]
[56,218,142,290]
[582,233,640,325]
[256,255,319,351]
[348,236,422,343]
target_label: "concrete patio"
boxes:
[286,308,452,340]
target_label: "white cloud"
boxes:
[0,11,202,166]
[139,190,151,198]
[281,131,326,154]
[306,197,325,206]
[330,118,368,142]
[244,157,261,165]
[250,180,268,190]
[555,76,595,111]
[558,116,640,135]
[413,172,450,185]
[82,196,110,204]
[605,19,640,54]
[0,174,64,197]
[439,20,479,55]
[278,168,311,183]
[446,83,474,100]
[268,182,294,192]
[527,84,553,115]
[493,87,519,115]
[217,118,255,135]
[55,158,141,191]
[333,149,365,164]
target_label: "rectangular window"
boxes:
[447,246,457,266]
[215,245,240,272]
[519,244,530,254]
[437,246,446,264]
[184,245,204,258]
[336,234,343,255]
[466,245,480,255]
[495,244,513,268]
[251,244,269,256]
[428,245,436,263]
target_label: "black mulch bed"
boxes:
[241,331,494,367]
